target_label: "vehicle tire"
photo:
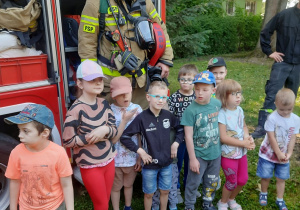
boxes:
[0,133,19,210]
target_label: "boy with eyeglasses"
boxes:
[168,64,199,203]
[120,81,184,210]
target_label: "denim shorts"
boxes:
[256,157,290,180]
[141,164,172,194]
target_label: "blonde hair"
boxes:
[275,88,295,106]
[148,81,168,94]
[178,64,199,79]
[216,79,242,108]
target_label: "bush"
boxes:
[166,2,263,58]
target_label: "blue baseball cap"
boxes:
[193,71,216,87]
[4,104,54,129]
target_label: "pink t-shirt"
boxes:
[5,141,73,210]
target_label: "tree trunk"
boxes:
[251,0,288,57]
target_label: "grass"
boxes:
[74,55,300,209]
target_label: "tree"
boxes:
[252,0,288,57]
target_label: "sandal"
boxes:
[259,193,268,206]
[217,200,228,210]
[228,199,242,210]
[275,200,288,210]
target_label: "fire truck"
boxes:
[0,0,166,208]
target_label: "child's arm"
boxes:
[9,179,20,210]
[134,134,142,171]
[285,134,296,161]
[219,123,254,149]
[60,176,74,210]
[111,108,139,144]
[267,131,286,162]
[185,126,200,174]
[243,120,255,150]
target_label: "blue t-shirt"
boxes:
[181,98,221,160]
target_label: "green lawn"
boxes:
[74,56,300,210]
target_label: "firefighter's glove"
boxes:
[121,49,138,73]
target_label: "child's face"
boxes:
[178,74,194,92]
[194,83,215,105]
[210,66,227,86]
[275,101,294,118]
[18,122,44,146]
[227,91,242,110]
[77,77,104,96]
[113,92,132,107]
[147,87,169,111]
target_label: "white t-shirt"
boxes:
[111,102,142,167]
[259,111,300,163]
[218,106,247,159]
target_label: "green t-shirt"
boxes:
[181,98,221,160]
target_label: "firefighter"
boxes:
[78,0,174,109]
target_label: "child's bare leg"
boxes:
[124,186,133,207]
[110,190,120,210]
[276,178,285,199]
[220,185,232,203]
[261,178,271,193]
[229,185,244,200]
[144,193,154,210]
[159,189,169,210]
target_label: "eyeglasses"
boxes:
[178,78,194,84]
[148,94,169,101]
[231,91,242,96]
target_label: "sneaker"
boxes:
[217,200,228,210]
[259,193,267,206]
[251,125,266,139]
[196,190,201,198]
[177,189,183,204]
[227,199,242,210]
[275,200,288,210]
[203,203,217,210]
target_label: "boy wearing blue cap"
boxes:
[4,104,74,210]
[181,71,222,210]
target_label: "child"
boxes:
[207,57,227,88]
[4,104,74,210]
[120,81,184,210]
[168,64,199,203]
[182,71,222,210]
[109,76,143,210]
[256,88,300,210]
[215,79,255,210]
[63,60,118,210]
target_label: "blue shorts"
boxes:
[256,157,290,180]
[141,164,172,194]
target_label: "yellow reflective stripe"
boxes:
[131,14,141,17]
[166,41,171,47]
[81,20,99,26]
[102,66,146,77]
[81,15,98,21]
[106,23,117,26]
[81,58,97,62]
[150,9,156,16]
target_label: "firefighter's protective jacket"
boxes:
[78,0,173,86]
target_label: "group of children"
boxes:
[4,57,299,210]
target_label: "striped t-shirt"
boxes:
[63,98,117,167]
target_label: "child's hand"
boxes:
[171,142,179,158]
[134,156,142,172]
[243,137,255,150]
[276,151,287,162]
[137,148,152,165]
[86,126,108,144]
[189,158,200,174]
[285,153,292,161]
[122,108,138,123]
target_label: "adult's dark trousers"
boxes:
[262,61,300,110]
